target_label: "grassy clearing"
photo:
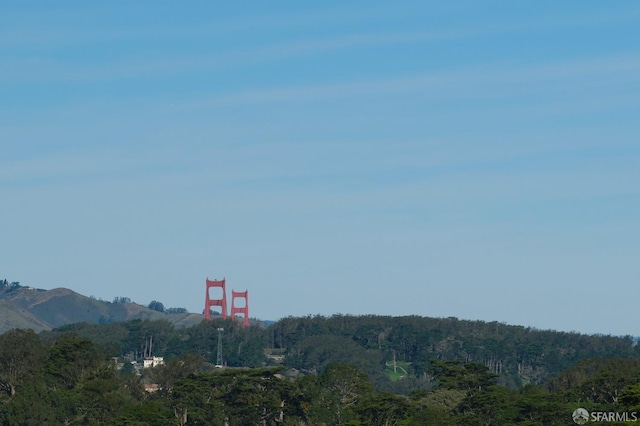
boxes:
[385,361,412,381]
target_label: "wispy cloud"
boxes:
[182,53,640,107]
[3,5,639,85]
[0,28,472,84]
[2,3,638,50]
[0,4,431,49]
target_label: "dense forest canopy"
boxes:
[2,316,640,424]
[39,314,639,390]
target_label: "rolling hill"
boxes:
[0,284,203,333]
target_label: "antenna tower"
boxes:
[216,328,224,367]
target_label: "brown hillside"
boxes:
[0,286,203,333]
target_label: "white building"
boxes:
[143,356,164,369]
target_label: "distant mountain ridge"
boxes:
[0,282,202,333]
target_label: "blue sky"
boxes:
[2,1,639,335]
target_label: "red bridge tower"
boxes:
[204,278,227,320]
[230,290,249,326]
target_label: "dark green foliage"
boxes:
[548,358,640,404]
[355,391,410,425]
[430,360,498,391]
[39,314,640,392]
[316,363,374,424]
[166,307,188,314]
[147,352,205,393]
[271,315,638,389]
[45,335,106,389]
[112,399,174,426]
[1,384,61,426]
[169,372,227,425]
[168,368,302,426]
[0,329,46,396]
[0,280,22,290]
[0,332,145,425]
[4,314,640,424]
[174,319,267,367]
[147,300,165,312]
[285,334,389,388]
[620,384,640,411]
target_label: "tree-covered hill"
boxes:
[38,314,639,392]
[271,315,638,390]
[3,324,640,425]
[3,279,638,392]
